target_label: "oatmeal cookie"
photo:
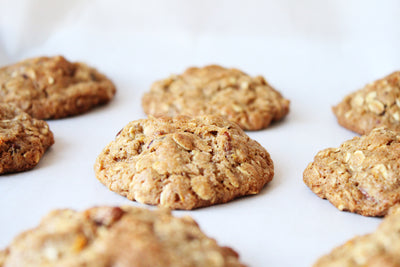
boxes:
[0,55,116,119]
[314,205,400,266]
[303,127,400,217]
[142,65,289,131]
[333,71,400,134]
[94,115,274,210]
[0,206,245,267]
[0,103,54,174]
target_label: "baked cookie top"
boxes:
[303,127,400,217]
[142,65,290,131]
[94,115,274,210]
[0,103,54,174]
[0,206,245,267]
[314,205,400,266]
[333,71,400,134]
[0,55,116,119]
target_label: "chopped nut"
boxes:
[48,76,55,84]
[372,164,388,179]
[366,91,377,102]
[41,126,49,135]
[91,207,124,227]
[240,81,249,89]
[228,77,237,84]
[353,94,364,106]
[393,112,400,121]
[127,127,142,139]
[232,104,243,112]
[44,247,60,260]
[72,234,88,252]
[345,111,352,119]
[26,69,36,79]
[352,150,365,164]
[344,152,351,163]
[368,100,385,115]
[317,150,329,158]
[338,204,345,211]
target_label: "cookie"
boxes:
[94,115,274,210]
[313,205,400,266]
[142,65,290,131]
[0,206,245,267]
[0,103,54,174]
[0,55,116,119]
[333,71,400,134]
[303,127,400,217]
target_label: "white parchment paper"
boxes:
[1,1,399,266]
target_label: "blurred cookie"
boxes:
[303,127,400,217]
[0,103,54,174]
[333,71,400,134]
[0,55,116,119]
[314,205,400,266]
[142,65,289,130]
[94,115,274,210]
[0,206,245,267]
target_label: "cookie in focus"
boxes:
[94,115,274,210]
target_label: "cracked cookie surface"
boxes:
[303,127,400,217]
[0,206,245,267]
[0,103,54,174]
[142,65,290,131]
[314,205,400,266]
[0,55,116,119]
[333,71,400,134]
[94,115,274,210]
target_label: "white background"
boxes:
[1,1,399,266]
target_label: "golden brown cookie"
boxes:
[0,103,54,174]
[142,65,290,131]
[94,115,274,210]
[314,205,400,266]
[0,55,116,119]
[303,127,400,217]
[333,71,400,134]
[0,206,245,267]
